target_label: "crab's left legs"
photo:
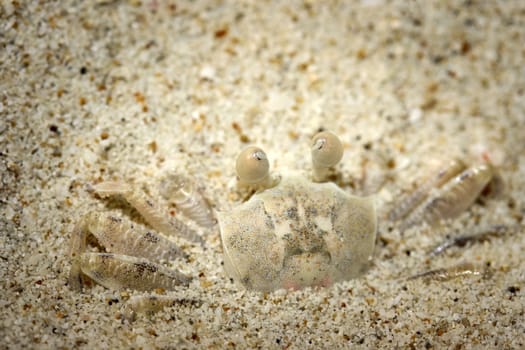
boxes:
[399,164,494,230]
[407,262,483,281]
[429,224,510,256]
[389,159,466,222]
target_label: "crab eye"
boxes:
[236,146,270,184]
[311,131,343,181]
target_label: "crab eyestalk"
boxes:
[236,146,273,189]
[311,131,344,182]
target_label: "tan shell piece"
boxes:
[218,174,377,292]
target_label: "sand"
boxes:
[1,0,524,348]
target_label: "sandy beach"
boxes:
[1,1,524,348]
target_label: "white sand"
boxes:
[1,0,524,348]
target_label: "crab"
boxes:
[68,131,500,306]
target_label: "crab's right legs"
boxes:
[121,294,202,322]
[68,212,191,291]
[94,182,205,245]
[158,174,217,228]
[75,252,191,291]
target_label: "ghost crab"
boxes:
[69,131,500,299]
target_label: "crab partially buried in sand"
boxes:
[68,131,500,313]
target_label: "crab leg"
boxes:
[94,181,204,244]
[428,223,517,256]
[407,262,483,281]
[389,159,466,221]
[69,212,189,291]
[77,253,191,291]
[158,174,217,228]
[400,164,494,230]
[121,294,202,322]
